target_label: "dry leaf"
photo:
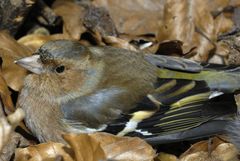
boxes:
[229,0,240,6]
[211,143,239,161]
[157,0,218,62]
[208,42,229,64]
[83,6,118,37]
[63,134,107,161]
[0,117,12,152]
[93,0,164,35]
[0,31,32,91]
[18,33,70,51]
[16,132,155,161]
[0,108,25,152]
[53,0,87,40]
[207,0,230,12]
[179,137,239,161]
[180,151,210,161]
[103,36,138,51]
[15,142,74,161]
[214,13,234,36]
[0,71,14,112]
[90,132,156,161]
[155,152,178,161]
[180,137,224,157]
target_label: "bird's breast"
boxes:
[18,85,66,142]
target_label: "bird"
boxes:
[16,40,240,146]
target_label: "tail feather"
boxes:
[146,120,230,145]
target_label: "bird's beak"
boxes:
[15,55,44,74]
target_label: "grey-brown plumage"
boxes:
[16,40,240,144]
[17,40,157,142]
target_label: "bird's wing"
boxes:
[144,54,203,72]
[104,78,237,139]
[61,54,238,142]
[146,54,240,93]
[145,54,240,73]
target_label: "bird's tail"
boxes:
[143,93,238,145]
[105,80,238,145]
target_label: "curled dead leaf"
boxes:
[18,33,70,51]
[180,137,224,157]
[155,152,178,161]
[93,0,164,35]
[208,42,229,64]
[0,108,25,152]
[211,143,239,161]
[157,0,217,62]
[157,0,234,62]
[207,0,230,13]
[180,151,210,161]
[16,132,155,161]
[53,0,87,40]
[0,117,12,152]
[0,72,14,112]
[214,13,234,35]
[0,31,32,91]
[63,133,107,161]
[90,132,156,161]
[15,142,73,161]
[7,108,25,126]
[179,137,239,161]
[103,36,138,51]
[83,6,118,37]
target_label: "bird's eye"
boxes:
[55,65,65,73]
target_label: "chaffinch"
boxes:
[16,40,240,146]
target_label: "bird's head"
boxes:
[15,40,105,100]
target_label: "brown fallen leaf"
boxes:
[18,33,70,51]
[154,152,178,161]
[52,0,87,40]
[208,42,229,64]
[15,132,156,161]
[211,143,239,161]
[0,71,14,112]
[157,0,218,62]
[207,0,230,13]
[214,13,234,35]
[229,0,240,6]
[90,132,156,161]
[103,36,138,51]
[83,6,118,37]
[0,108,25,152]
[63,134,107,161]
[208,13,233,64]
[180,151,210,161]
[0,31,32,91]
[180,137,224,157]
[0,63,30,132]
[15,142,74,161]
[93,0,164,35]
[179,137,239,161]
